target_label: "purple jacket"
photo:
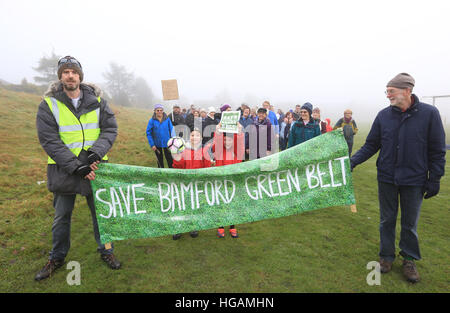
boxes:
[246,117,274,159]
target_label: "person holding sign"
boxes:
[146,104,176,168]
[35,56,121,281]
[351,73,446,283]
[171,128,213,240]
[211,127,245,238]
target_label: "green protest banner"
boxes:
[92,130,355,244]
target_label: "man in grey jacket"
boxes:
[35,56,121,281]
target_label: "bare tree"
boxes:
[132,76,156,108]
[33,51,61,85]
[103,62,135,106]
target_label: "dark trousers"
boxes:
[50,193,113,261]
[378,181,423,262]
[154,147,173,168]
[346,140,353,156]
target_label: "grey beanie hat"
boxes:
[57,56,84,82]
[386,73,415,89]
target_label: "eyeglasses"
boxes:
[385,89,399,95]
[58,56,82,68]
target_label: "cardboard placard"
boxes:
[161,79,179,100]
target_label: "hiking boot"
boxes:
[34,259,65,281]
[172,233,182,240]
[217,228,225,238]
[101,254,121,270]
[229,228,239,238]
[379,258,393,274]
[402,259,420,283]
[189,231,199,238]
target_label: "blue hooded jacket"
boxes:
[351,94,446,186]
[146,113,175,148]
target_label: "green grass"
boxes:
[0,88,449,292]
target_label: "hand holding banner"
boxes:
[92,130,356,244]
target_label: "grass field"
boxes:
[0,88,449,293]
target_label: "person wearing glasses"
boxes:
[350,73,446,283]
[35,56,121,281]
[146,104,176,168]
[333,109,358,156]
[287,102,321,148]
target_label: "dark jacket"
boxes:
[287,119,321,148]
[36,82,118,196]
[239,115,254,147]
[167,112,185,126]
[185,113,195,130]
[246,117,274,159]
[146,112,175,148]
[202,115,219,145]
[351,94,446,186]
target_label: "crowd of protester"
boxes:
[146,100,358,169]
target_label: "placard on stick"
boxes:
[161,79,179,100]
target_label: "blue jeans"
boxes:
[378,181,423,262]
[49,193,113,260]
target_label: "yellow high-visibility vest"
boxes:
[44,97,108,164]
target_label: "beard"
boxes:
[63,80,80,91]
[390,94,407,107]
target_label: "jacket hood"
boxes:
[43,81,103,98]
[152,112,169,122]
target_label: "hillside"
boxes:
[0,88,448,293]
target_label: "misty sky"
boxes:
[1,0,450,122]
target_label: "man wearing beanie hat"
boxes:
[287,102,320,148]
[57,56,84,84]
[351,73,446,283]
[35,56,121,281]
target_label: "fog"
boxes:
[1,0,450,124]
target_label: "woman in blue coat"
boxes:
[146,104,176,168]
[287,102,321,148]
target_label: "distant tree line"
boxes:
[0,52,158,109]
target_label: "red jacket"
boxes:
[212,132,245,167]
[172,144,212,169]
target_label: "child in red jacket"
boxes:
[211,124,245,238]
[172,128,212,240]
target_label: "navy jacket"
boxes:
[351,95,446,186]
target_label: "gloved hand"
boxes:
[87,150,101,165]
[350,159,356,172]
[423,180,440,199]
[75,164,92,178]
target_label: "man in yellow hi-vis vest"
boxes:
[35,56,120,281]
